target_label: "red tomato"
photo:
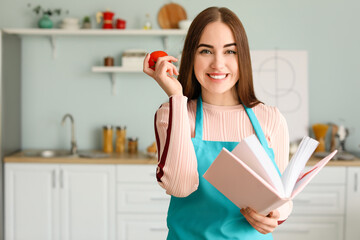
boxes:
[149,51,168,70]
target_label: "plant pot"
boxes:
[38,14,53,29]
[82,22,92,29]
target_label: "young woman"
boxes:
[143,6,291,240]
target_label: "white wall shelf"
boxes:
[92,66,142,73]
[2,28,187,58]
[2,28,187,36]
[92,66,143,95]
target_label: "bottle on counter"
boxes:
[103,125,113,153]
[115,126,126,153]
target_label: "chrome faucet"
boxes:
[61,113,78,155]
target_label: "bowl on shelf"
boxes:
[178,19,192,30]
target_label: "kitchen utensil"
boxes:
[330,123,338,152]
[157,3,187,29]
[96,11,114,29]
[312,123,329,152]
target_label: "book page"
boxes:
[281,136,319,197]
[291,150,337,198]
[231,134,284,197]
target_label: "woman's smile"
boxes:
[207,73,229,81]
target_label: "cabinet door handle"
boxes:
[150,227,167,232]
[52,170,56,188]
[277,228,310,234]
[355,172,358,192]
[150,197,169,201]
[294,198,311,204]
[60,169,64,189]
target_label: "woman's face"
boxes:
[194,21,239,103]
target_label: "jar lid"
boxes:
[103,125,113,129]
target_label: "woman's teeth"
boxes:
[209,74,227,80]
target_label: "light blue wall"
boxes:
[1,0,359,153]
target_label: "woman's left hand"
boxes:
[240,207,280,234]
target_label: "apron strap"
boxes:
[244,107,281,177]
[195,96,204,140]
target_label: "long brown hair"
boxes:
[178,7,261,108]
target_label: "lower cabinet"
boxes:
[116,164,170,240]
[5,163,360,240]
[5,163,115,240]
[274,216,344,240]
[273,166,346,240]
[345,167,360,239]
[117,214,168,240]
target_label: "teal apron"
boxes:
[166,96,280,240]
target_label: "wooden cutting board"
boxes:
[157,3,187,29]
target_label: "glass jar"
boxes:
[128,137,138,154]
[115,126,126,153]
[103,125,113,153]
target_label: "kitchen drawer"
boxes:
[273,216,344,240]
[292,185,345,215]
[117,214,168,240]
[117,184,170,213]
[302,166,346,184]
[116,165,156,183]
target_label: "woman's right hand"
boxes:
[143,53,183,97]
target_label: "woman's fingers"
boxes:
[143,53,154,76]
[240,208,279,234]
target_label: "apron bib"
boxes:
[166,97,279,240]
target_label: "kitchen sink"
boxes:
[23,150,74,158]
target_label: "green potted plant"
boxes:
[82,16,92,29]
[28,4,69,28]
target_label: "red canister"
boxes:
[116,19,126,29]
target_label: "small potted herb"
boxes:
[82,16,92,29]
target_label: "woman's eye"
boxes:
[200,49,212,54]
[226,50,237,54]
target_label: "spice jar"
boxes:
[115,126,126,153]
[128,137,138,154]
[103,125,113,153]
[104,56,114,66]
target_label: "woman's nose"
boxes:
[210,54,225,69]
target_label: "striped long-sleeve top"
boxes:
[155,95,290,198]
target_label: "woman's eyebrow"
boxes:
[197,43,237,48]
[224,43,236,48]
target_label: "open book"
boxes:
[203,134,337,215]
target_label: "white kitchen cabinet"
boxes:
[5,163,115,240]
[5,164,59,240]
[274,216,344,240]
[345,167,360,240]
[116,164,170,240]
[273,167,346,240]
